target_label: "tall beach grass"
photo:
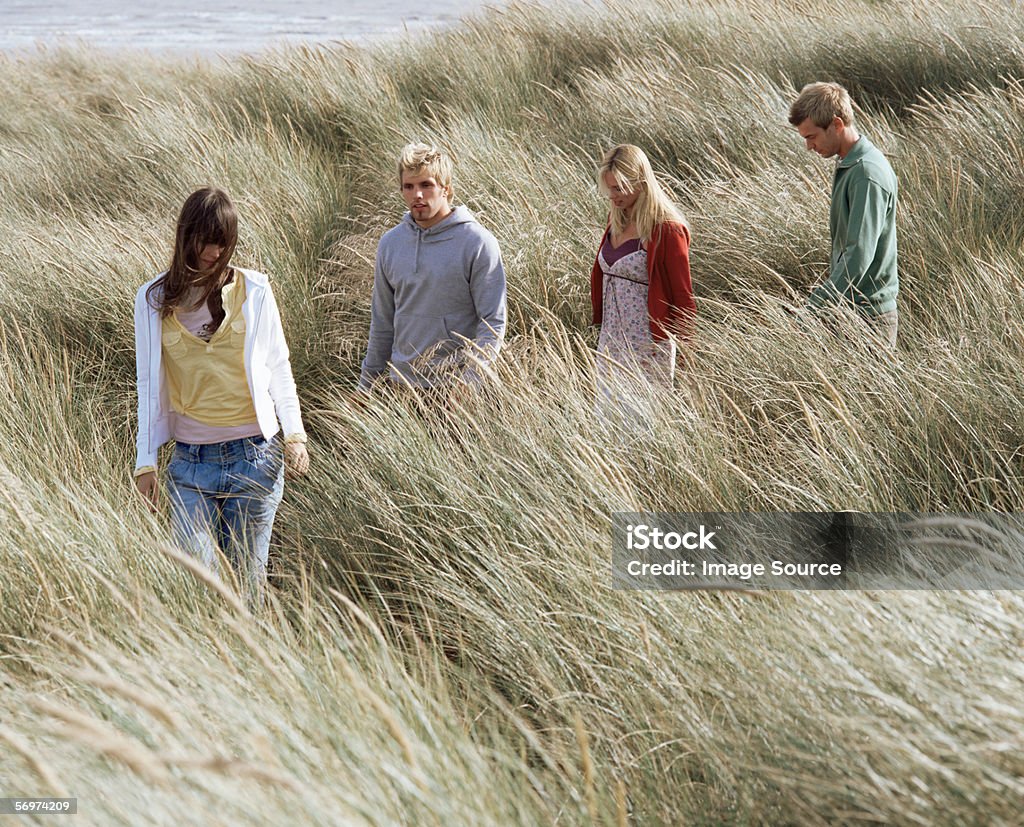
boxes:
[1,0,1023,823]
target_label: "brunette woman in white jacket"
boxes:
[134,187,309,605]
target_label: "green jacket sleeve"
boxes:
[809,176,890,309]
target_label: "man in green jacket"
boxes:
[789,82,899,347]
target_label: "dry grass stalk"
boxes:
[0,724,68,796]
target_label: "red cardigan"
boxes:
[590,221,695,340]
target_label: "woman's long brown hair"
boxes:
[146,187,238,325]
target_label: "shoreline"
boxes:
[0,2,502,58]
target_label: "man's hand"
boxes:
[135,471,159,513]
[447,380,479,410]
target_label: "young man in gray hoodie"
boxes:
[359,143,507,392]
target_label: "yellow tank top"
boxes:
[161,276,258,426]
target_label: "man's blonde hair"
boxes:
[397,143,454,204]
[788,82,855,129]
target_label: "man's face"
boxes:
[796,117,843,159]
[401,169,451,228]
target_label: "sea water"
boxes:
[0,0,509,54]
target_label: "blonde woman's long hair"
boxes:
[597,144,687,244]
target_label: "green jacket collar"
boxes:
[838,135,874,168]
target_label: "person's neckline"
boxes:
[412,206,455,231]
[838,133,864,161]
[607,232,641,251]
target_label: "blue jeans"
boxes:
[166,435,285,605]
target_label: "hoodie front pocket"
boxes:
[393,314,458,361]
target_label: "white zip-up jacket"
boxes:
[134,268,305,472]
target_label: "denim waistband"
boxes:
[173,435,277,464]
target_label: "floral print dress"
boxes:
[596,234,676,407]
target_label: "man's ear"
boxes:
[832,115,846,132]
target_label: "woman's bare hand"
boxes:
[135,471,159,513]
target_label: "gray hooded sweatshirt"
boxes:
[359,205,507,388]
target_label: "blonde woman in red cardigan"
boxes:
[591,144,695,409]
